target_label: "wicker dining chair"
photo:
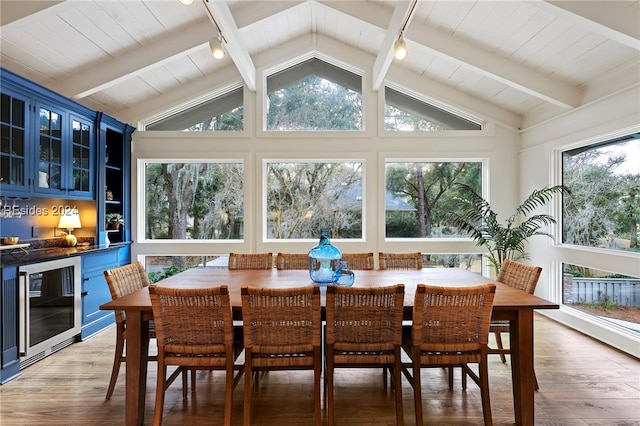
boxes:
[103,261,189,400]
[401,283,496,426]
[228,252,273,269]
[491,258,542,389]
[149,285,244,426]
[240,285,322,426]
[378,252,423,270]
[325,284,405,426]
[340,252,375,270]
[275,253,309,270]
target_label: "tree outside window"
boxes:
[145,162,244,241]
[265,161,363,239]
[385,161,482,238]
[563,134,640,252]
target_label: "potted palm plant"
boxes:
[450,183,569,274]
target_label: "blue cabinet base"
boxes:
[81,313,115,341]
[0,357,20,385]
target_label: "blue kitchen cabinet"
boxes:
[1,68,96,200]
[0,266,20,384]
[80,249,120,340]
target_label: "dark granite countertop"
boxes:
[0,242,131,267]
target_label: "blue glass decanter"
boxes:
[308,229,342,284]
[333,261,355,286]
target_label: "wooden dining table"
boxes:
[100,267,558,426]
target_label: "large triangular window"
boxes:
[147,87,244,131]
[266,58,362,131]
[384,87,481,131]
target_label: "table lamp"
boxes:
[58,212,82,247]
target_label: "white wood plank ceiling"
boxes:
[1,0,638,130]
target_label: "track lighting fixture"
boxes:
[394,34,408,60]
[209,33,225,59]
[394,0,418,60]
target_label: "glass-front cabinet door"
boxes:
[37,104,64,192]
[71,116,92,194]
[0,90,29,192]
[35,104,94,198]
[1,69,96,200]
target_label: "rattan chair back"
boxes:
[275,253,309,270]
[325,284,405,426]
[149,285,243,426]
[104,261,150,324]
[491,258,542,389]
[103,261,155,400]
[340,252,375,270]
[378,252,423,270]
[228,252,273,270]
[497,258,542,293]
[241,285,322,426]
[402,283,496,426]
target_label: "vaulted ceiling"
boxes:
[1,0,638,130]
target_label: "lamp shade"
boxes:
[58,212,82,230]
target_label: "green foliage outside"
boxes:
[147,265,188,284]
[563,137,639,251]
[267,75,362,131]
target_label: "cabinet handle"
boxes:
[19,272,29,357]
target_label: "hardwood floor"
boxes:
[1,314,638,425]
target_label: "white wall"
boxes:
[520,84,640,356]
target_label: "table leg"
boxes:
[509,309,535,426]
[125,310,149,426]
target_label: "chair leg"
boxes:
[479,358,493,426]
[243,358,253,426]
[224,362,235,426]
[383,366,388,389]
[413,359,423,426]
[153,362,167,426]
[327,356,336,426]
[314,359,322,426]
[105,327,124,400]
[392,356,403,426]
[461,366,467,390]
[494,331,507,363]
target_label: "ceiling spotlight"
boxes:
[179,0,194,5]
[394,34,408,60]
[209,34,225,59]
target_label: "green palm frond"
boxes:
[449,183,569,274]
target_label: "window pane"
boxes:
[385,161,482,238]
[384,87,482,131]
[266,58,362,131]
[146,87,244,131]
[266,161,363,239]
[563,263,640,334]
[425,253,482,273]
[145,162,244,240]
[144,256,226,283]
[562,134,640,252]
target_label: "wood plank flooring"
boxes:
[0,314,638,425]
